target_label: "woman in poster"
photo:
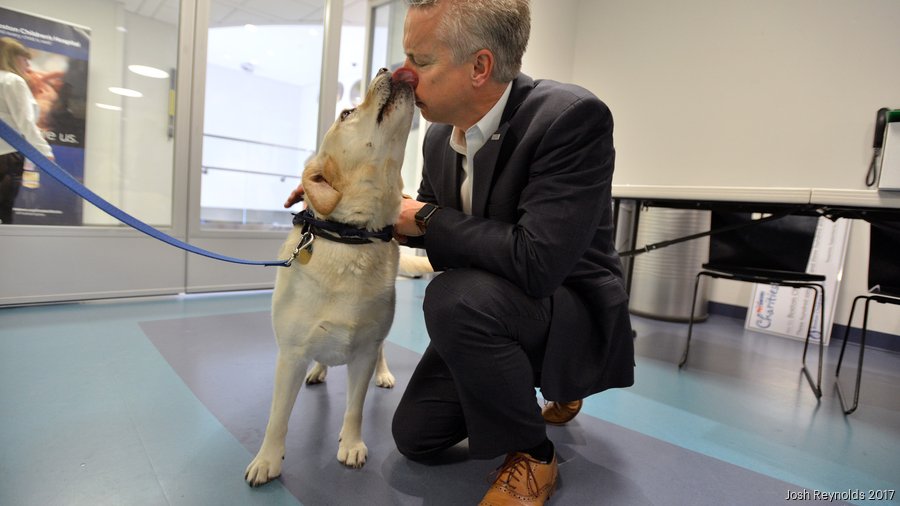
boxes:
[0,36,54,224]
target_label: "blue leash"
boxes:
[0,119,290,267]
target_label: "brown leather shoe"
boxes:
[479,452,558,506]
[541,400,583,425]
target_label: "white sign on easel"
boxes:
[744,218,851,345]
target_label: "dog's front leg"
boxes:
[337,343,380,468]
[245,350,309,487]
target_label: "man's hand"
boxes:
[394,197,427,243]
[284,184,305,208]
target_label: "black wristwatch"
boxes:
[414,203,440,230]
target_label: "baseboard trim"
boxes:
[707,302,900,354]
[707,301,749,320]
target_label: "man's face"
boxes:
[402,3,473,128]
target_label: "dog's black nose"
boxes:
[377,67,389,76]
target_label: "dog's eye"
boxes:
[339,108,356,121]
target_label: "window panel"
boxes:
[1,0,178,227]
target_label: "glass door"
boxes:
[0,0,386,304]
[184,0,373,292]
[368,0,423,195]
[0,0,190,305]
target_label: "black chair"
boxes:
[679,212,826,399]
[834,220,900,414]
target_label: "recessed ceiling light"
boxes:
[128,65,169,79]
[108,87,143,98]
[95,103,122,111]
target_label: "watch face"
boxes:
[416,204,436,226]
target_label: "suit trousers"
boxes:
[392,268,552,460]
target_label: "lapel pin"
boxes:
[491,133,501,141]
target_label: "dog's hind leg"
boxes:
[245,351,310,487]
[337,342,380,468]
[373,342,395,388]
[308,346,393,388]
[305,361,328,384]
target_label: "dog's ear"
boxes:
[302,155,342,215]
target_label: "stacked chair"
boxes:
[679,211,826,398]
[834,220,900,414]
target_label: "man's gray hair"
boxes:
[406,0,530,83]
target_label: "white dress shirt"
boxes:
[0,70,53,157]
[449,83,512,215]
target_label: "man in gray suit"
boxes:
[390,1,635,504]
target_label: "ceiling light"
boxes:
[128,65,169,79]
[95,103,122,111]
[108,87,143,98]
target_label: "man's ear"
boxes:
[471,49,494,87]
[301,155,342,215]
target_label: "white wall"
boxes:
[527,0,900,336]
[522,0,579,82]
[571,0,900,191]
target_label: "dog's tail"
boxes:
[398,253,435,278]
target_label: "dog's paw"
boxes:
[374,370,395,388]
[337,440,368,468]
[305,362,328,385]
[244,455,283,487]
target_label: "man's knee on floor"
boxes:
[392,417,445,463]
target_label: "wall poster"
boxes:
[1,6,89,225]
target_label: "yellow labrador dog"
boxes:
[245,67,417,487]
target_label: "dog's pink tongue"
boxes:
[392,67,419,89]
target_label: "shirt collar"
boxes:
[449,82,513,156]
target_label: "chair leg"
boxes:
[679,273,705,368]
[835,296,862,410]
[814,284,825,397]
[836,296,872,415]
[800,284,825,399]
[835,296,864,372]
[800,286,814,365]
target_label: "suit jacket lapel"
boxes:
[438,141,462,210]
[471,124,508,217]
[470,74,534,217]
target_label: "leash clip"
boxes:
[286,224,315,267]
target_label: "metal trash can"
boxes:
[627,207,710,322]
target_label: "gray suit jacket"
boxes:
[413,73,634,400]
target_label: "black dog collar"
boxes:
[292,209,394,244]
